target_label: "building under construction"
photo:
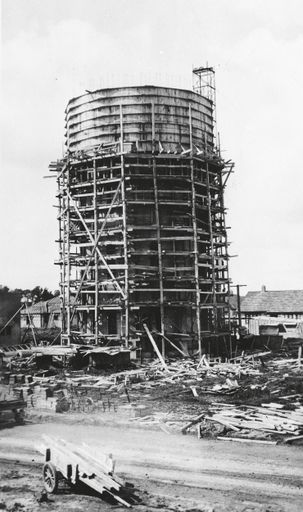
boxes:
[50,68,233,356]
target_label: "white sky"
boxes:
[1,0,303,292]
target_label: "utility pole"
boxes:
[230,284,246,335]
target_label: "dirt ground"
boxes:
[0,416,302,512]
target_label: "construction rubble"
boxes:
[1,341,303,446]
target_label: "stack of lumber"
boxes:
[0,398,26,413]
[182,402,303,442]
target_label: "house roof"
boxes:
[47,296,61,313]
[21,296,61,315]
[241,289,303,314]
[228,294,240,311]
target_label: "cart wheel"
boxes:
[43,462,58,493]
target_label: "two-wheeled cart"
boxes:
[40,435,137,508]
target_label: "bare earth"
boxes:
[0,418,302,512]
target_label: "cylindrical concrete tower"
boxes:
[53,75,231,356]
[65,86,214,153]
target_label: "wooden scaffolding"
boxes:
[51,71,234,356]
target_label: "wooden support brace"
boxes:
[66,190,125,298]
[156,332,188,358]
[143,323,168,371]
[70,182,122,320]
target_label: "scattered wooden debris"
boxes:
[186,402,303,442]
[2,346,303,447]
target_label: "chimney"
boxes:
[261,285,266,292]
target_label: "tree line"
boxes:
[0,285,60,304]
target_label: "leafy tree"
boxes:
[1,285,58,305]
[40,288,55,301]
[0,287,22,317]
[30,286,56,303]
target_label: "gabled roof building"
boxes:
[20,296,61,329]
[241,286,303,319]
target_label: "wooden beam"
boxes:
[120,104,129,346]
[143,323,168,370]
[189,106,202,358]
[66,165,72,345]
[153,330,187,357]
[206,160,218,331]
[93,157,98,344]
[217,437,277,445]
[152,101,165,357]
